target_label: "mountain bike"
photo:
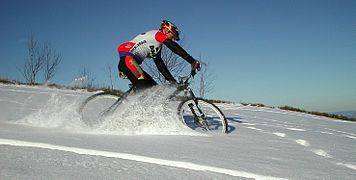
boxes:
[78,71,228,133]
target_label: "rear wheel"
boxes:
[78,92,120,127]
[178,98,228,133]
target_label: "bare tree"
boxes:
[106,63,117,90]
[21,35,44,84]
[43,42,62,83]
[142,46,188,83]
[196,61,214,98]
[20,35,62,84]
[79,66,96,89]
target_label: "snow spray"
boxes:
[17,93,85,130]
[96,85,203,136]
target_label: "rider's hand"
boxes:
[192,60,201,71]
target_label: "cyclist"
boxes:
[117,20,200,89]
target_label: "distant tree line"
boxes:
[279,106,356,122]
[240,103,356,122]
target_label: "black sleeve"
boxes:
[153,53,176,82]
[163,39,195,64]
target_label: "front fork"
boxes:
[186,88,207,127]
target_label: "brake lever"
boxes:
[191,69,196,78]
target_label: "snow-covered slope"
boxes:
[0,84,355,179]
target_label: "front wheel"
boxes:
[178,98,228,134]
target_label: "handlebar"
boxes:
[178,75,191,84]
[174,59,204,90]
[176,69,198,90]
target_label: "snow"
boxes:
[0,83,355,179]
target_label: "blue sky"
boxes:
[0,0,355,112]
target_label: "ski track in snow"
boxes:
[295,139,310,147]
[286,128,306,132]
[320,131,334,135]
[0,138,287,180]
[343,135,356,139]
[323,128,356,139]
[239,118,356,170]
[336,163,356,170]
[311,149,333,158]
[246,126,262,131]
[273,133,287,138]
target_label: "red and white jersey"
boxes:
[118,30,168,62]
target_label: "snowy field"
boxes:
[0,83,355,179]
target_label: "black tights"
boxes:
[118,56,157,89]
